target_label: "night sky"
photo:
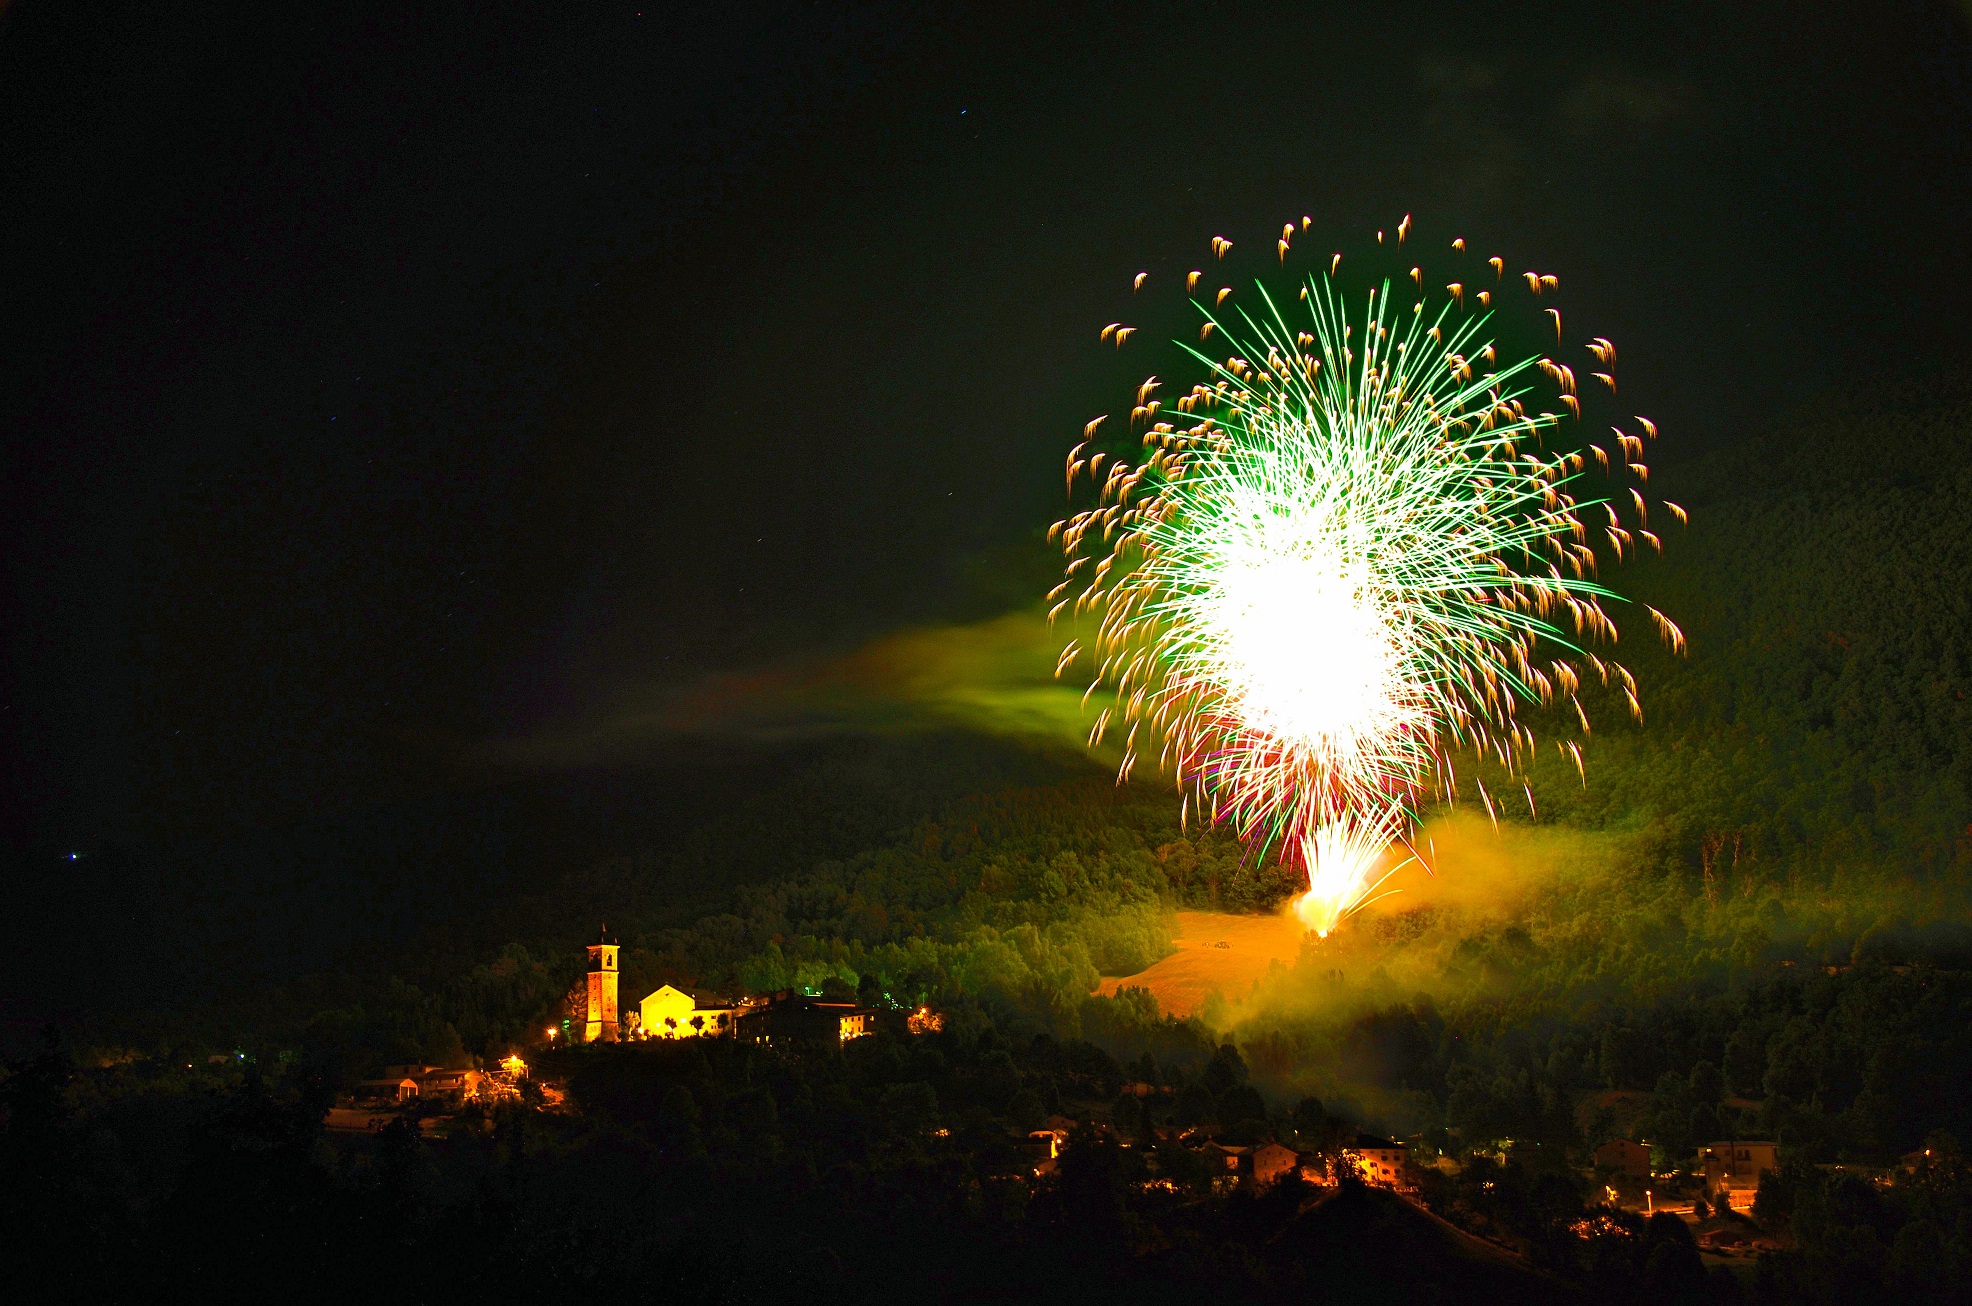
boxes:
[6,2,1972,867]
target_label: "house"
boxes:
[363,1065,446,1104]
[639,984,740,1040]
[354,1077,422,1105]
[1024,1133,1061,1177]
[1248,1141,1300,1188]
[1206,1142,1248,1193]
[987,1128,1063,1179]
[1594,1138,1652,1179]
[413,1069,485,1104]
[1699,1141,1778,1191]
[357,1065,490,1106]
[742,991,876,1046]
[1345,1132,1409,1187]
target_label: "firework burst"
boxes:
[1051,220,1682,932]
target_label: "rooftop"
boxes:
[1353,1133,1405,1151]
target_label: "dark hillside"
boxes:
[1259,1182,1580,1304]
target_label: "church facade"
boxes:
[638,984,740,1039]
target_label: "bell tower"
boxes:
[584,925,619,1042]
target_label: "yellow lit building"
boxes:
[584,927,619,1043]
[1345,1132,1409,1187]
[1249,1141,1300,1189]
[639,984,739,1039]
[1699,1140,1778,1192]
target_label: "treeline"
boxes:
[1746,1138,1972,1306]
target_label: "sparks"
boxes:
[1053,217,1682,932]
[1293,806,1414,938]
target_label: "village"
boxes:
[312,928,1958,1269]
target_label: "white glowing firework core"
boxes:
[1205,548,1410,764]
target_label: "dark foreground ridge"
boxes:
[1262,1182,1577,1304]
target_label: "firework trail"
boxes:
[1051,219,1682,934]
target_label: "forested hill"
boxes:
[16,383,1972,1095]
[1521,379,1972,887]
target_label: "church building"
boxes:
[638,984,740,1039]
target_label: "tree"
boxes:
[1217,1084,1267,1131]
[1202,1041,1249,1096]
[1172,1081,1215,1126]
[1054,1126,1126,1230]
[1640,1211,1708,1302]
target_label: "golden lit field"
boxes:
[1094,813,1559,1018]
[1095,909,1310,1017]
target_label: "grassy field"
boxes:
[1096,908,1307,1017]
